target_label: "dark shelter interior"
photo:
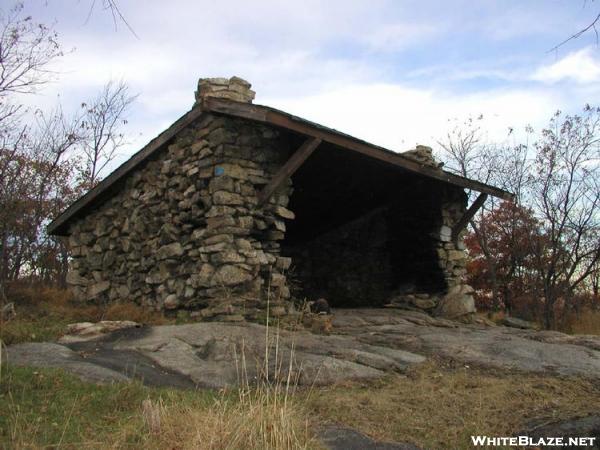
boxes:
[281,142,448,307]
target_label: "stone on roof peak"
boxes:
[194,76,255,105]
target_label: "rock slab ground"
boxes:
[6,309,600,388]
[518,415,600,449]
[318,425,421,450]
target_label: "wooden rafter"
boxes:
[258,137,322,205]
[451,193,488,242]
[206,97,515,201]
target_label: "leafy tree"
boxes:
[441,107,600,329]
[465,202,545,317]
[532,107,600,328]
[0,2,135,297]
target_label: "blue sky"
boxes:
[14,0,600,166]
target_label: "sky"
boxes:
[13,0,600,168]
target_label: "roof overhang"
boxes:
[47,98,514,236]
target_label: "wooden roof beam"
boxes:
[452,192,488,242]
[258,137,322,205]
[204,97,514,201]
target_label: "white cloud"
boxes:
[532,48,600,84]
[363,22,441,52]
[15,0,599,172]
[263,83,561,153]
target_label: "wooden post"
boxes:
[258,137,322,205]
[451,193,488,242]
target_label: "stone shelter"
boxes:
[48,76,513,321]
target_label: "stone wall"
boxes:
[284,208,394,307]
[66,111,296,321]
[284,197,448,308]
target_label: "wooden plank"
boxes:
[47,107,206,235]
[451,193,488,242]
[205,98,514,201]
[202,97,267,121]
[258,137,322,205]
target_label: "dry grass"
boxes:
[0,283,169,345]
[0,365,318,450]
[128,321,319,450]
[133,388,317,449]
[306,359,600,450]
[1,294,319,450]
[563,309,600,335]
[6,359,600,450]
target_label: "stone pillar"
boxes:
[186,111,295,321]
[433,188,476,319]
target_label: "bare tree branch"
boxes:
[549,6,600,52]
[85,0,138,39]
[78,79,136,188]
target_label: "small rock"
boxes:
[274,206,295,219]
[439,225,452,242]
[188,264,215,288]
[319,425,421,450]
[1,302,16,321]
[213,265,253,286]
[275,256,292,270]
[502,316,538,330]
[164,294,179,310]
[156,243,184,260]
[434,292,475,319]
[66,271,89,286]
[411,297,437,310]
[60,320,141,343]
[310,298,331,314]
[213,191,244,206]
[87,280,110,298]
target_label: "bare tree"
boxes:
[78,80,136,188]
[438,116,532,312]
[0,3,61,95]
[0,2,62,132]
[0,4,136,295]
[86,0,138,38]
[441,107,600,328]
[532,106,600,328]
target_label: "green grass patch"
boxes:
[0,365,218,449]
[1,315,73,346]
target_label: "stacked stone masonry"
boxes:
[64,76,477,321]
[67,111,296,321]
